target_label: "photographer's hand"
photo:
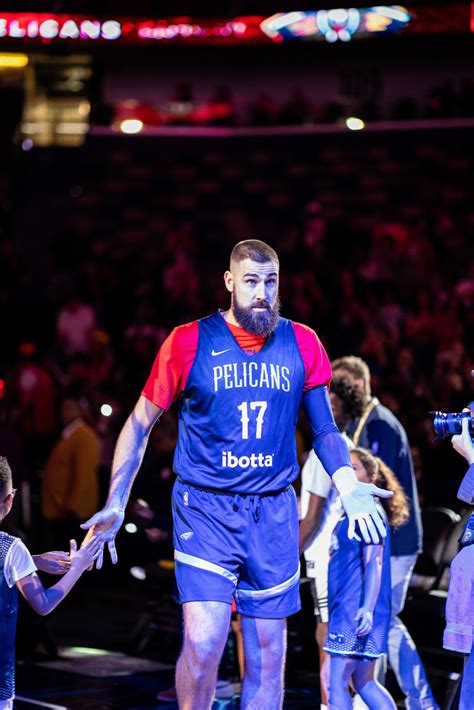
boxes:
[451,412,474,465]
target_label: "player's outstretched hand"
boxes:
[80,505,125,569]
[341,480,393,544]
[355,607,373,636]
[451,413,474,465]
[333,467,393,544]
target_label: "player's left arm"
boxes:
[302,386,392,544]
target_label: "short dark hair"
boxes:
[230,240,279,267]
[0,457,12,497]
[331,373,366,420]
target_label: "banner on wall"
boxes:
[0,7,471,46]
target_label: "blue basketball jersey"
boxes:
[173,311,306,493]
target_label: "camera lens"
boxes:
[432,410,471,440]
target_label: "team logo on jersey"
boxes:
[180,531,194,540]
[221,451,274,469]
[213,362,290,392]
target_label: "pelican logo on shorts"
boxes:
[221,451,274,469]
[183,491,189,506]
[329,632,345,644]
[180,531,194,541]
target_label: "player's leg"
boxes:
[352,659,397,709]
[172,481,242,708]
[327,655,356,710]
[176,600,232,710]
[239,615,287,710]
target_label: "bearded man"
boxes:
[83,239,391,710]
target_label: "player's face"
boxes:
[225,258,280,336]
[350,452,371,483]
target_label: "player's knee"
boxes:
[182,635,223,675]
[246,635,285,683]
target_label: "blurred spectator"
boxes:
[41,395,100,549]
[8,342,57,469]
[88,329,115,391]
[56,295,97,357]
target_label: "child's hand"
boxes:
[68,536,103,573]
[355,607,373,636]
[34,551,71,575]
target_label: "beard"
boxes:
[232,293,281,337]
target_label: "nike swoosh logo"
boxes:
[211,348,231,356]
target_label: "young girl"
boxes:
[0,456,101,710]
[324,447,409,709]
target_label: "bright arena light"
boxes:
[21,138,33,151]
[346,116,365,131]
[125,523,138,534]
[100,403,113,417]
[119,119,143,134]
[130,566,147,580]
[0,53,28,68]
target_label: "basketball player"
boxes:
[83,240,391,710]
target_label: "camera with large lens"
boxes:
[430,401,474,440]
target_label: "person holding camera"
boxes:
[444,413,474,710]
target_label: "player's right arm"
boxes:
[81,396,163,568]
[81,322,198,568]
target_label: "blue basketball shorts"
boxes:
[172,478,301,619]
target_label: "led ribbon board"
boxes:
[0,13,259,43]
[1,7,471,46]
[260,7,411,43]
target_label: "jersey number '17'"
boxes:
[237,401,268,439]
